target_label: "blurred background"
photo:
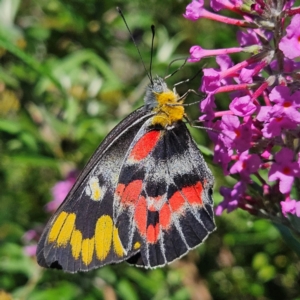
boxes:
[0,0,299,299]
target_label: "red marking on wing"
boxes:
[148,205,156,212]
[182,182,203,206]
[120,180,143,205]
[147,223,160,243]
[159,203,171,230]
[129,131,161,161]
[116,183,125,197]
[169,191,185,212]
[134,196,147,236]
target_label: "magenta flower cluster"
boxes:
[184,0,300,232]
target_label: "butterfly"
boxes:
[36,75,216,273]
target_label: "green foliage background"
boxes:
[0,0,299,299]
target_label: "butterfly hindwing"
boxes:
[114,119,215,268]
[36,108,154,272]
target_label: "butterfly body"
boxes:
[37,77,215,272]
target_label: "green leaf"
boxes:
[125,268,164,293]
[25,282,80,300]
[0,119,21,134]
[172,287,190,300]
[96,266,117,284]
[274,223,300,257]
[0,243,35,278]
[197,144,214,156]
[8,155,59,167]
[288,214,300,233]
[252,252,268,270]
[19,132,38,151]
[257,265,276,282]
[117,279,139,300]
[0,34,66,95]
[44,50,122,92]
[0,66,19,87]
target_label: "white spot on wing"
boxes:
[86,176,104,201]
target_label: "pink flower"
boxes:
[279,14,300,59]
[230,151,261,180]
[200,93,216,120]
[183,0,205,21]
[257,105,297,138]
[229,95,257,116]
[296,202,300,217]
[237,29,261,47]
[23,229,38,242]
[269,86,300,123]
[213,140,233,174]
[269,148,300,194]
[184,0,300,239]
[201,68,221,93]
[280,199,296,217]
[22,228,41,257]
[24,245,38,257]
[219,115,252,152]
[216,182,246,215]
[188,45,244,62]
[45,171,77,212]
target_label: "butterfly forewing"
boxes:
[37,108,154,272]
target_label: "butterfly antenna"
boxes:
[149,25,155,84]
[164,57,188,80]
[116,7,153,85]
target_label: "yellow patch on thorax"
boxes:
[151,90,184,127]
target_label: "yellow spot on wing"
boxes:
[113,227,125,257]
[90,177,101,201]
[56,213,76,246]
[48,212,125,265]
[133,241,141,250]
[152,91,184,127]
[81,237,95,265]
[48,211,68,243]
[95,215,113,260]
[70,229,82,260]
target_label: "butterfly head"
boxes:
[144,76,185,127]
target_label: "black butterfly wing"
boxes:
[113,120,215,268]
[36,107,155,272]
